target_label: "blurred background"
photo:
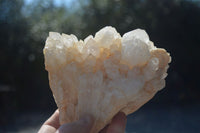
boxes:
[0,0,200,132]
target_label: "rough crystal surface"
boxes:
[43,26,171,133]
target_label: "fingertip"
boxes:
[55,109,59,114]
[39,109,60,133]
[44,109,60,129]
[57,115,94,133]
[106,112,127,133]
[115,112,127,123]
[79,114,94,125]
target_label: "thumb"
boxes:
[56,115,94,133]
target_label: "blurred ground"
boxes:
[126,103,200,133]
[1,103,199,133]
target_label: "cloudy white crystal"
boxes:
[121,29,151,66]
[94,26,121,48]
[43,26,171,133]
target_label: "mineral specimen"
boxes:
[43,26,171,133]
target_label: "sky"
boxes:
[24,0,76,7]
[24,0,200,7]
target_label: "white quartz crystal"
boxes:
[121,29,151,66]
[43,26,171,133]
[94,26,121,48]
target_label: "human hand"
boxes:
[38,109,127,133]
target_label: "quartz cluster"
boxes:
[43,26,171,133]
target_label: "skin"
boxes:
[38,109,127,133]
